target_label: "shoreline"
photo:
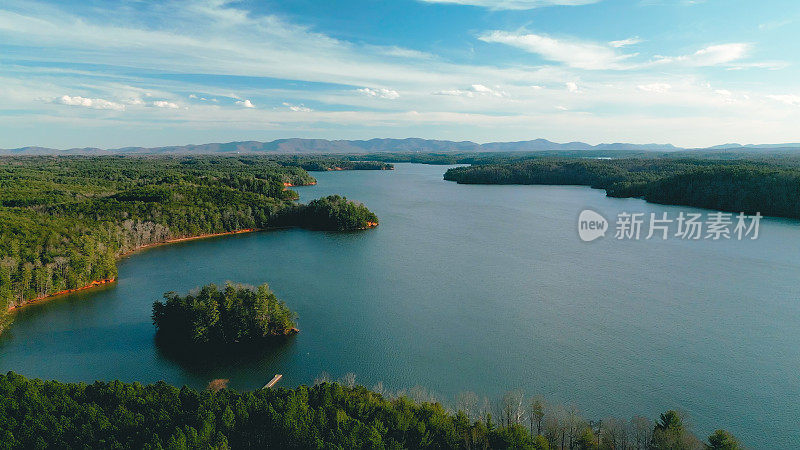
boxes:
[10,220,377,311]
[9,229,263,312]
[119,228,260,258]
[283,181,317,187]
[8,278,117,312]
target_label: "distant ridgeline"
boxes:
[0,371,741,449]
[153,283,297,351]
[0,156,384,331]
[444,159,800,219]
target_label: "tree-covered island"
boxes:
[152,283,297,350]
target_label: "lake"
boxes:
[1,163,799,448]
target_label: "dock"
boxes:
[262,374,282,389]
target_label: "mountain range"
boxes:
[2,138,799,155]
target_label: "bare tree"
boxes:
[457,391,479,421]
[340,372,356,388]
[500,389,526,428]
[530,395,545,436]
[407,385,436,404]
[565,404,582,449]
[313,371,331,386]
[631,416,653,450]
[479,396,493,427]
[603,417,625,449]
[372,381,387,397]
[545,404,568,449]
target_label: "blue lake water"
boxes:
[1,163,799,448]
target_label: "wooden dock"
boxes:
[262,374,282,389]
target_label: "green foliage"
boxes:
[444,158,800,218]
[707,429,742,450]
[0,372,740,449]
[0,156,379,333]
[298,195,379,231]
[290,158,393,172]
[152,282,297,347]
[651,410,702,450]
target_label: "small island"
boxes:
[152,282,297,349]
[276,194,379,231]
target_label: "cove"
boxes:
[1,163,800,448]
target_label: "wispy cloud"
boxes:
[236,99,256,108]
[357,88,400,99]
[637,83,671,93]
[151,100,180,109]
[434,84,509,98]
[416,0,601,10]
[652,43,750,67]
[53,95,126,111]
[282,102,312,112]
[480,31,756,70]
[479,31,635,70]
[609,37,642,48]
[767,94,800,107]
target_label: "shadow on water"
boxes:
[153,333,298,374]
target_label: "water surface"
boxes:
[2,163,799,448]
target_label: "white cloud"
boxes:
[637,83,671,93]
[653,43,750,67]
[767,95,800,107]
[54,95,125,111]
[236,99,255,108]
[609,37,642,48]
[151,100,179,109]
[566,82,580,93]
[434,84,509,98]
[416,0,600,10]
[481,31,755,71]
[479,31,634,70]
[357,87,400,99]
[282,102,312,112]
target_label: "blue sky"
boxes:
[1,0,799,148]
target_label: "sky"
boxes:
[1,0,800,149]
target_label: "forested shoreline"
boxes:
[0,371,741,449]
[443,158,800,219]
[0,156,381,332]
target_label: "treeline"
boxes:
[291,158,393,171]
[443,158,800,219]
[0,371,741,449]
[273,195,379,231]
[152,283,297,349]
[0,156,380,330]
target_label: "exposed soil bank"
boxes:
[10,229,263,311]
[120,229,260,257]
[9,278,117,312]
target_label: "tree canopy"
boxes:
[152,283,297,349]
[0,372,741,449]
[444,158,800,219]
